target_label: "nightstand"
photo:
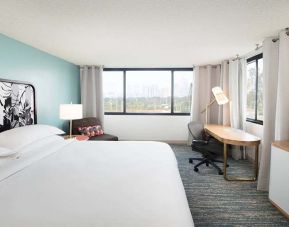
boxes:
[62,135,89,141]
[269,141,289,219]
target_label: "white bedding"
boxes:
[0,136,194,227]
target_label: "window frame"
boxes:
[246,53,263,125]
[103,68,193,116]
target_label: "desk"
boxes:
[204,124,261,181]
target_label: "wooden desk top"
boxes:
[204,124,261,146]
[272,141,289,153]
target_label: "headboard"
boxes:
[0,78,37,133]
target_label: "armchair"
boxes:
[72,117,118,141]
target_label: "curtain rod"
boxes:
[79,29,289,67]
[79,65,104,68]
[272,28,289,42]
[232,27,289,61]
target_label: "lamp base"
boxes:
[69,119,72,138]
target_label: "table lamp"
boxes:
[60,104,83,138]
[201,86,229,124]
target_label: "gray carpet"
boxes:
[170,144,289,227]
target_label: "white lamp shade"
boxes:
[212,87,229,105]
[59,104,83,120]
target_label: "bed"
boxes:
[0,79,194,227]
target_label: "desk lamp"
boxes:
[201,86,229,124]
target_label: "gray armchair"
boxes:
[72,117,118,141]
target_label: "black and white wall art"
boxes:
[0,80,36,132]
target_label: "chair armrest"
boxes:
[192,140,209,145]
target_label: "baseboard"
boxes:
[269,198,289,220]
[119,139,188,145]
[161,140,188,144]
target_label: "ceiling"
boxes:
[1,0,289,67]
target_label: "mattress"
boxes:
[0,136,194,227]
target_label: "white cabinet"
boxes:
[269,141,289,218]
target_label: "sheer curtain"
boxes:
[228,58,246,130]
[258,30,289,191]
[80,66,104,126]
[219,61,230,125]
[228,59,247,160]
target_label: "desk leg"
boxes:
[254,145,259,180]
[223,143,228,180]
[223,144,259,181]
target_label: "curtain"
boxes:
[189,61,246,159]
[209,65,221,124]
[198,65,213,124]
[219,61,230,125]
[80,66,104,126]
[227,59,247,160]
[190,67,201,122]
[190,65,222,124]
[228,59,246,130]
[258,30,289,191]
[275,31,289,140]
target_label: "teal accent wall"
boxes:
[0,33,80,131]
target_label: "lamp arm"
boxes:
[201,98,216,113]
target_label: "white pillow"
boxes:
[0,147,18,157]
[0,124,65,150]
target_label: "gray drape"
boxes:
[190,65,222,125]
[80,66,104,126]
[188,65,222,144]
[220,61,230,126]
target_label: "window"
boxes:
[103,68,193,115]
[103,71,124,112]
[246,53,263,124]
[126,71,171,113]
[173,71,193,113]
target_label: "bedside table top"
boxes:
[62,135,89,141]
[272,141,289,153]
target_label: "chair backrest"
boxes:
[72,117,101,134]
[188,121,204,140]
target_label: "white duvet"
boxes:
[0,136,194,227]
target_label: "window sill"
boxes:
[105,112,190,116]
[246,118,263,125]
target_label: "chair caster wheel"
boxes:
[206,163,209,167]
[194,167,199,172]
[189,159,193,164]
[218,171,223,175]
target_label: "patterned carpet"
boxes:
[170,144,289,227]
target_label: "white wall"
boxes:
[104,115,190,142]
[246,122,263,161]
[104,116,263,156]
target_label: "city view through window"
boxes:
[246,54,263,123]
[103,69,193,114]
[126,71,171,113]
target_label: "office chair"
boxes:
[188,121,227,175]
